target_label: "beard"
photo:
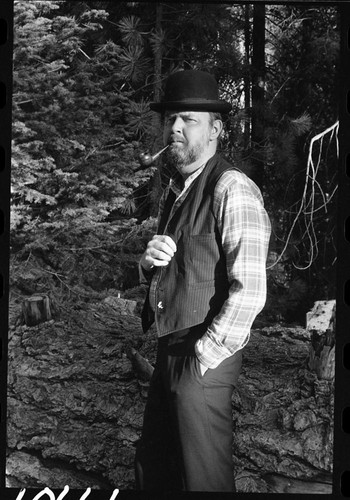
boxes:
[164,137,209,170]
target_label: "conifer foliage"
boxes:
[11,0,155,296]
[11,1,339,321]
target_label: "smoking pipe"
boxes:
[137,145,169,169]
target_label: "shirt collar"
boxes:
[169,163,207,195]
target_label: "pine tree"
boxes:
[11,1,339,319]
[11,0,154,294]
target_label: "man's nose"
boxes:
[171,116,184,133]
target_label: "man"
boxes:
[135,70,271,492]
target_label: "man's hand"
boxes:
[140,235,177,271]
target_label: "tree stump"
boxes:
[306,300,335,380]
[21,294,52,326]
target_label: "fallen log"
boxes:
[263,472,332,494]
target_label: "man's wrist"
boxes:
[199,361,209,376]
[140,254,153,272]
[139,260,154,284]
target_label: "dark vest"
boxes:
[142,153,238,336]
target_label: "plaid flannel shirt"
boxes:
[143,162,271,369]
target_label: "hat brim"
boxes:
[150,99,231,114]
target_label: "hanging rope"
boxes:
[268,120,339,270]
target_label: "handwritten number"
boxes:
[15,486,120,500]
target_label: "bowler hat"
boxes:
[150,70,231,114]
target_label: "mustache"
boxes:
[168,135,185,145]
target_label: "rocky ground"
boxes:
[6,296,333,493]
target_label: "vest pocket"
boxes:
[187,233,224,286]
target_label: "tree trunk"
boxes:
[150,3,164,216]
[153,3,163,105]
[251,3,266,190]
[243,4,251,150]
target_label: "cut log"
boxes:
[306,300,336,332]
[21,295,52,326]
[125,346,154,381]
[306,300,335,380]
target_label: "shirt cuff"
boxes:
[195,330,246,369]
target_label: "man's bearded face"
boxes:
[163,111,212,172]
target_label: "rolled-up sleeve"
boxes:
[195,170,271,369]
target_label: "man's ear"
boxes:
[210,119,223,141]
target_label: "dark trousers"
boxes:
[135,324,242,492]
